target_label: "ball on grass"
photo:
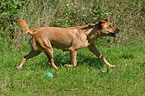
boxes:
[46,72,53,78]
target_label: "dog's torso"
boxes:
[31,27,89,51]
[16,18,119,70]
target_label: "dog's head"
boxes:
[98,17,119,37]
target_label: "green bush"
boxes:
[0,0,24,39]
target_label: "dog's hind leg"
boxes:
[88,43,115,67]
[16,49,41,69]
[44,48,58,70]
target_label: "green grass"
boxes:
[0,0,144,95]
[0,41,145,95]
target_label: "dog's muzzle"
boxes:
[108,28,119,37]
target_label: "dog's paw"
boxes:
[110,65,115,67]
[64,64,76,67]
[16,66,22,69]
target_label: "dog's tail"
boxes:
[17,19,34,35]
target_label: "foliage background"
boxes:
[0,0,144,46]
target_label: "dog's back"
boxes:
[32,27,88,51]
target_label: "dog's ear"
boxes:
[105,18,108,22]
[105,16,110,22]
[99,20,105,26]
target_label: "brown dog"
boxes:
[16,17,119,70]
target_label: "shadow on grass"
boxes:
[77,54,104,69]
[33,52,104,70]
[120,53,134,59]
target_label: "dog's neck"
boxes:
[81,24,101,43]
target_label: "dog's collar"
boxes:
[95,30,100,36]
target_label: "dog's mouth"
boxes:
[108,29,119,37]
[108,33,117,37]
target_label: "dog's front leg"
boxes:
[88,43,115,67]
[64,50,77,67]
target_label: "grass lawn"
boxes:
[0,0,144,95]
[0,42,145,95]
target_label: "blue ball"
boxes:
[46,72,53,78]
